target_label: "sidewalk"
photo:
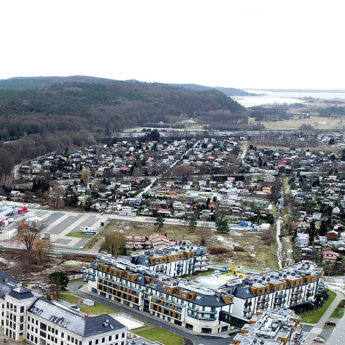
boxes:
[304,289,343,345]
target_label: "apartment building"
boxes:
[85,254,233,335]
[85,246,323,335]
[0,272,127,344]
[232,309,304,345]
[130,245,209,277]
[226,261,323,319]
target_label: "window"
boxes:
[96,340,98,345]
[122,333,125,338]
[108,336,112,341]
[20,306,24,313]
[89,341,92,345]
[102,338,105,343]
[61,333,64,338]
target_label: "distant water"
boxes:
[234,89,345,107]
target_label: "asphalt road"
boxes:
[326,312,345,345]
[303,287,343,345]
[68,281,233,345]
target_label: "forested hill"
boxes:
[167,83,250,96]
[0,76,249,97]
[0,80,247,177]
[0,76,116,90]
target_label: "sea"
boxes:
[234,89,345,107]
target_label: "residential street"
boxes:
[68,281,233,345]
[303,288,343,345]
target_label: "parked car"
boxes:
[313,337,325,343]
[326,321,336,326]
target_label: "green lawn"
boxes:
[331,300,345,318]
[69,278,84,283]
[66,232,95,238]
[301,290,336,324]
[59,292,118,315]
[134,327,186,345]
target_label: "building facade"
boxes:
[0,272,127,344]
[130,245,209,277]
[85,249,323,335]
[227,261,323,319]
[85,254,233,335]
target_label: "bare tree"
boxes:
[34,238,52,263]
[48,184,65,209]
[101,231,127,257]
[168,165,194,177]
[81,169,91,183]
[17,219,45,250]
[197,227,210,246]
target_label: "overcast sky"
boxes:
[1,0,344,89]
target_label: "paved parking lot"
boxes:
[0,204,107,250]
[48,214,83,235]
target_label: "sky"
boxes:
[1,0,345,89]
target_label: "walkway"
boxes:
[304,289,343,345]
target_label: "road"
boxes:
[303,287,343,345]
[68,281,233,345]
[137,140,200,198]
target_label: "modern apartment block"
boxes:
[226,261,323,319]
[85,254,234,335]
[130,245,209,277]
[0,272,127,344]
[232,309,304,345]
[85,247,324,335]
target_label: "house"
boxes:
[327,230,339,241]
[322,250,340,262]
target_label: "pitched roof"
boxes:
[8,287,34,300]
[28,297,126,337]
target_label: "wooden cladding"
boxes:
[148,251,195,265]
[221,294,234,304]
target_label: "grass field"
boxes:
[300,290,336,324]
[101,220,278,271]
[66,232,95,238]
[59,292,118,315]
[134,326,186,345]
[261,116,345,130]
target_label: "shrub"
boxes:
[208,247,230,255]
[234,246,246,252]
[261,228,275,246]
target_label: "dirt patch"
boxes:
[103,220,278,271]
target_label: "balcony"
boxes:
[188,307,217,314]
[187,313,216,321]
[151,293,185,307]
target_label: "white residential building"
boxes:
[0,272,127,344]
